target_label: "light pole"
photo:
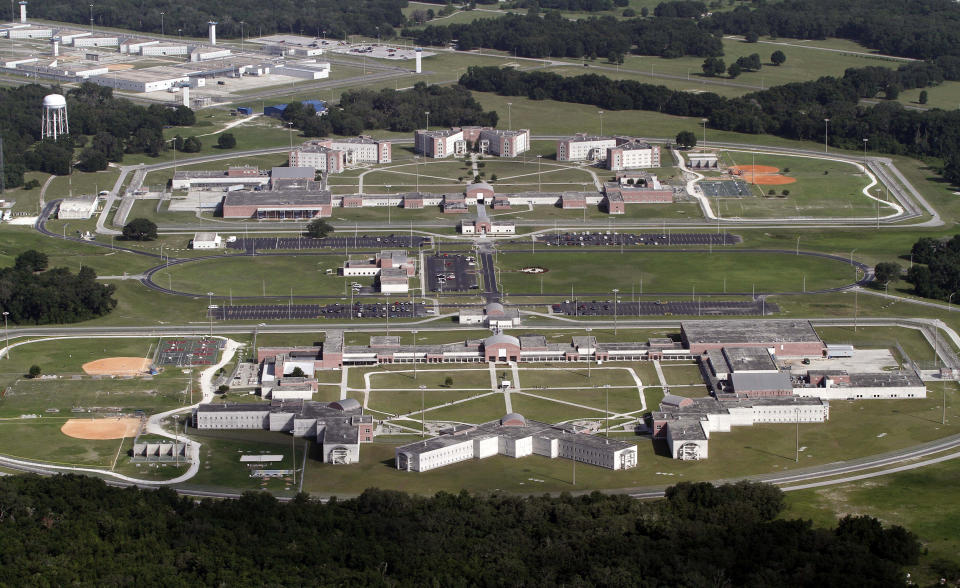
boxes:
[412,329,418,379]
[585,327,592,379]
[949,292,956,313]
[823,118,829,153]
[795,235,800,256]
[240,21,244,52]
[207,291,214,335]
[160,11,164,36]
[424,110,430,130]
[702,118,708,147]
[863,137,869,167]
[598,110,604,136]
[795,407,799,462]
[419,384,427,437]
[89,4,94,32]
[287,121,294,152]
[612,288,619,335]
[2,311,8,359]
[506,102,512,131]
[537,155,542,191]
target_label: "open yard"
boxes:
[494,250,855,295]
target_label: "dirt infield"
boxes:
[61,417,142,440]
[82,357,152,376]
[742,173,797,186]
[730,164,779,174]
[729,165,798,186]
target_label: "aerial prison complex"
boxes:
[190,320,929,468]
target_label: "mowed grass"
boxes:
[659,363,705,386]
[782,458,960,585]
[0,226,159,277]
[0,420,128,467]
[710,151,884,218]
[0,336,155,379]
[816,326,936,366]
[510,393,605,423]
[517,366,638,388]
[369,389,486,416]
[369,368,492,390]
[0,377,194,418]
[179,430,301,495]
[494,250,854,295]
[420,393,508,423]
[530,386,647,415]
[156,253,383,297]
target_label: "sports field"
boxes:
[494,250,856,295]
[706,151,885,218]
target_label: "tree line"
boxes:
[903,235,960,301]
[700,0,960,61]
[409,11,722,59]
[28,0,405,41]
[285,82,498,137]
[0,251,116,324]
[0,475,922,586]
[0,83,195,187]
[459,59,960,159]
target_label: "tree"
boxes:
[216,384,229,394]
[28,365,41,378]
[780,189,790,196]
[217,133,237,149]
[675,130,697,149]
[885,84,900,100]
[918,90,928,104]
[701,56,725,76]
[122,218,158,241]
[289,366,306,378]
[745,31,759,43]
[14,250,48,272]
[943,153,960,187]
[181,136,202,153]
[443,376,454,387]
[770,50,786,66]
[873,262,901,285]
[305,218,333,238]
[727,62,742,78]
[77,148,108,172]
[622,8,636,16]
[640,6,649,16]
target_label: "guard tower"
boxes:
[19,1,26,23]
[208,21,217,46]
[41,94,69,140]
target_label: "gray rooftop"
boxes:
[223,190,331,207]
[730,372,794,393]
[271,166,315,180]
[723,347,779,373]
[667,420,708,441]
[682,320,823,345]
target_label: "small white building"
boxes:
[378,268,409,294]
[191,232,222,249]
[57,195,98,220]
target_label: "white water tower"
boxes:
[41,94,69,140]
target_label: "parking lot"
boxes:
[155,337,223,366]
[553,300,778,317]
[426,253,479,292]
[226,235,429,251]
[211,302,425,321]
[528,232,740,247]
[700,180,752,198]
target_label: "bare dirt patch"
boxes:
[61,417,142,440]
[82,357,152,376]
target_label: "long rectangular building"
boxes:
[682,319,826,357]
[396,413,637,472]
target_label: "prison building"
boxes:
[172,166,269,190]
[475,128,530,157]
[466,181,494,204]
[415,128,465,158]
[395,413,638,472]
[460,218,515,235]
[220,189,332,219]
[606,140,660,170]
[687,152,719,169]
[556,134,616,162]
[342,250,416,277]
[194,398,372,464]
[442,193,470,214]
[57,195,98,219]
[652,394,829,460]
[289,141,345,174]
[681,320,826,357]
[795,370,926,400]
[458,302,521,329]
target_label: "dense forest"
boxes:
[284,82,498,136]
[459,61,960,158]
[28,0,406,40]
[410,11,722,58]
[0,83,194,187]
[0,251,116,324]
[701,0,960,61]
[905,235,960,301]
[0,475,920,586]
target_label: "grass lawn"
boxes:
[0,336,155,378]
[896,81,960,111]
[782,458,960,586]
[6,171,50,214]
[510,393,606,423]
[370,368,492,390]
[369,388,485,416]
[180,429,301,495]
[494,250,854,295]
[0,420,130,467]
[517,366,638,388]
[532,386,646,415]
[44,168,119,203]
[421,392,508,423]
[0,376,194,418]
[710,150,884,219]
[659,363,705,386]
[155,253,381,297]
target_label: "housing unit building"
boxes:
[475,128,530,157]
[172,166,268,190]
[194,399,372,464]
[395,413,638,472]
[681,319,827,357]
[556,134,617,162]
[414,128,465,158]
[607,140,661,170]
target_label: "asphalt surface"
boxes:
[212,301,424,321]
[528,231,740,247]
[426,252,479,293]
[227,235,430,251]
[555,299,777,317]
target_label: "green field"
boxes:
[528,386,646,415]
[517,365,638,388]
[0,420,129,467]
[494,250,855,295]
[369,388,487,417]
[155,253,416,297]
[369,367,493,390]
[708,151,885,218]
[783,457,960,585]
